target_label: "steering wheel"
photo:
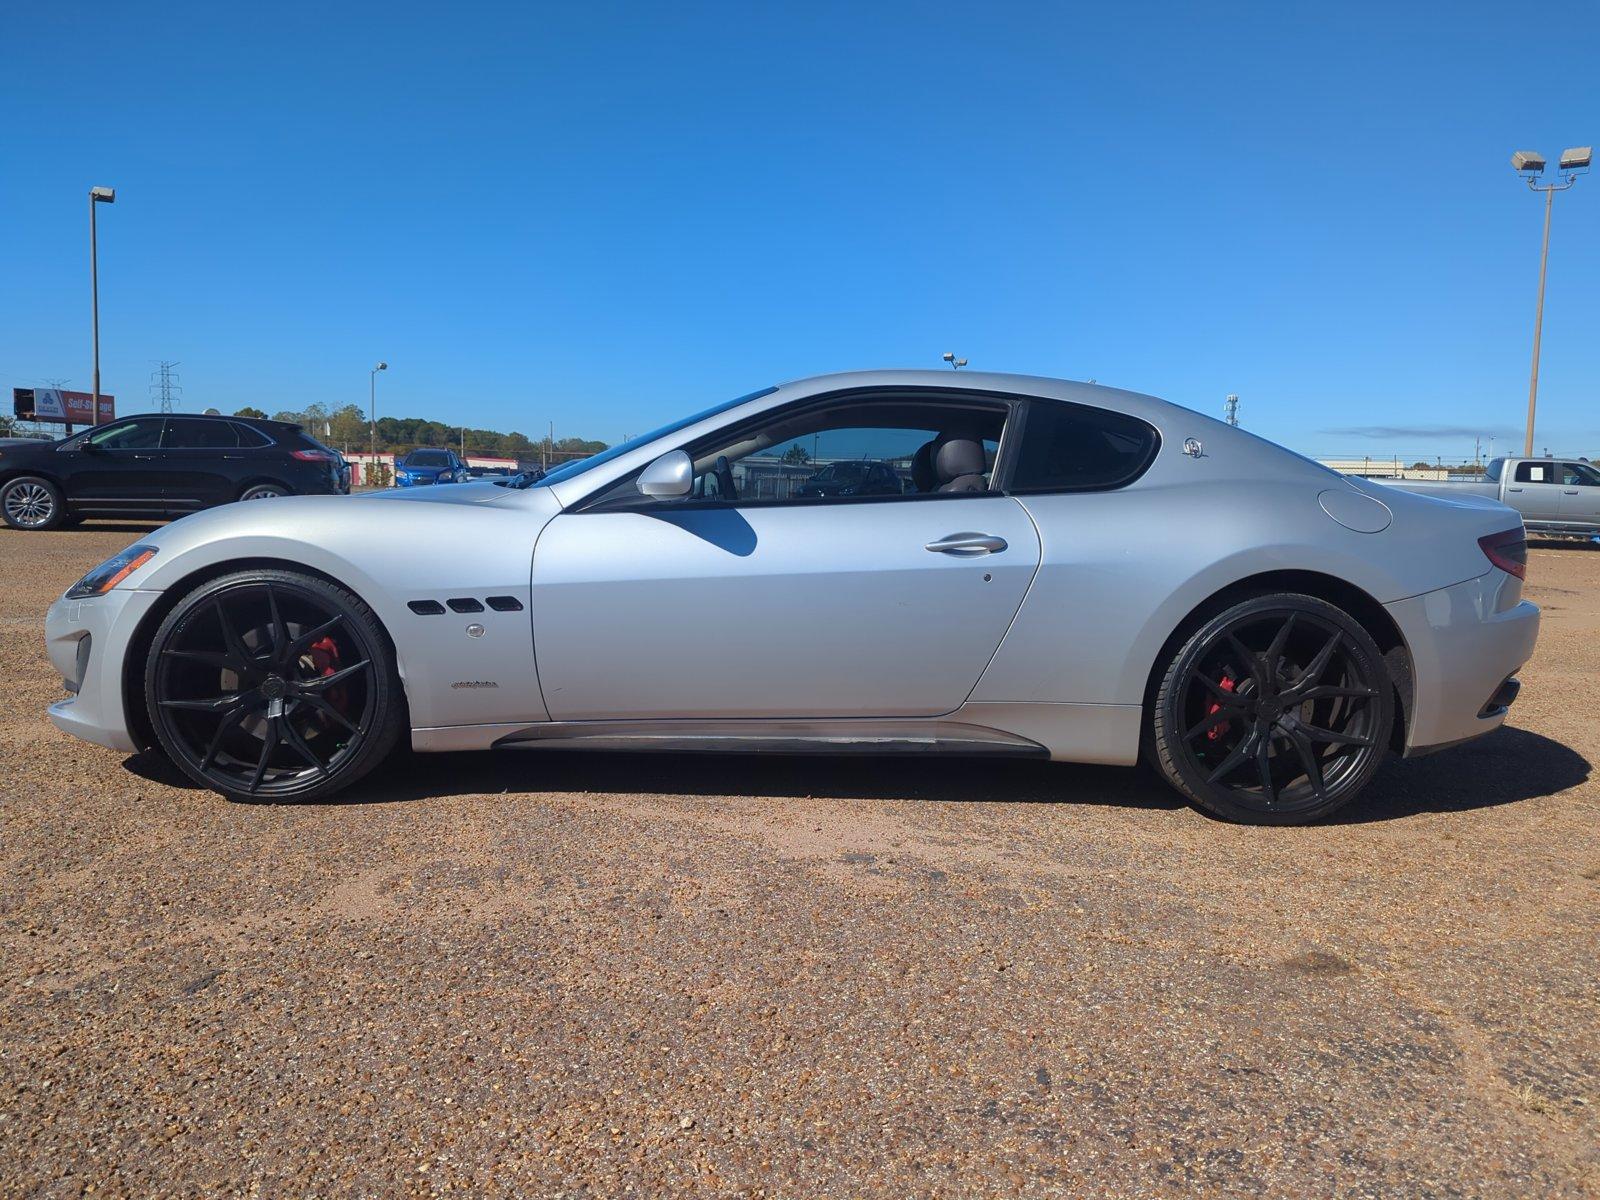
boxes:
[713,455,737,502]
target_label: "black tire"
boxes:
[1,475,67,530]
[1150,593,1393,825]
[238,482,288,502]
[143,568,406,802]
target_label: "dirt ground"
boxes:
[1,524,1596,1198]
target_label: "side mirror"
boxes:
[637,449,694,499]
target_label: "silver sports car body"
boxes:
[45,371,1539,823]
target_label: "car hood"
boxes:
[357,481,511,507]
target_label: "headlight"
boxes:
[65,545,159,599]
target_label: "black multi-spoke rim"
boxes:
[1175,609,1382,814]
[152,581,377,796]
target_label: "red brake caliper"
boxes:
[1206,674,1236,740]
[306,636,348,727]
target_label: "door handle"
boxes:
[1563,488,1579,495]
[925,532,1007,555]
[1508,487,1523,492]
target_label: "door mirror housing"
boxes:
[637,449,694,499]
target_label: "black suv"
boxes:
[0,413,350,531]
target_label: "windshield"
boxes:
[513,386,778,488]
[406,450,451,467]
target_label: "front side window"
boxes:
[1009,400,1159,493]
[83,419,165,450]
[163,418,239,449]
[687,397,1004,505]
[586,393,1009,510]
[1561,462,1600,487]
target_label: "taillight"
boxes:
[1478,528,1527,580]
[291,449,338,462]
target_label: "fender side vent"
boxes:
[407,600,446,615]
[446,597,485,613]
[485,595,524,612]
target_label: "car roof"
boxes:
[106,411,299,431]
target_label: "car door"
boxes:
[58,417,168,512]
[530,395,1041,721]
[159,417,243,510]
[1557,462,1600,528]
[1506,460,1565,523]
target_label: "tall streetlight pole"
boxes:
[369,362,388,484]
[1511,147,1590,456]
[89,187,115,426]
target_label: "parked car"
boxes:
[794,459,904,498]
[1378,457,1600,539]
[0,413,349,531]
[44,370,1538,825]
[395,449,468,487]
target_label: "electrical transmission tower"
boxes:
[1224,394,1240,427]
[150,361,182,413]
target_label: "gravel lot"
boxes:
[2,524,1597,1198]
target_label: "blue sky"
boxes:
[3,1,1596,459]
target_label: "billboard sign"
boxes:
[12,388,115,425]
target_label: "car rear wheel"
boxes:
[1,476,67,530]
[1150,594,1393,825]
[239,483,287,502]
[144,569,406,802]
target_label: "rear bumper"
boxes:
[1384,571,1539,754]
[44,588,163,754]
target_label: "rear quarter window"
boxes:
[1008,400,1160,493]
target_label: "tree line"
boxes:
[230,403,608,461]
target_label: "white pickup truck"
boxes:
[1381,457,1600,539]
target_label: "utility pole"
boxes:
[369,361,387,483]
[1510,146,1591,456]
[89,187,115,425]
[1224,394,1240,427]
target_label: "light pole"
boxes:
[1511,147,1590,456]
[369,362,388,484]
[941,352,968,370]
[89,187,115,425]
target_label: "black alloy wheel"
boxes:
[1151,594,1393,824]
[144,569,404,801]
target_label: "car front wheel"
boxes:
[1,476,67,530]
[1149,593,1393,825]
[143,568,406,802]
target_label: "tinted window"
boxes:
[1485,458,1504,483]
[1514,461,1554,484]
[1009,401,1159,492]
[233,423,273,448]
[406,450,452,467]
[163,418,239,449]
[1562,462,1600,486]
[85,419,164,450]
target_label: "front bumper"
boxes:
[45,588,164,754]
[1384,571,1540,754]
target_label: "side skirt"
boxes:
[410,702,1145,765]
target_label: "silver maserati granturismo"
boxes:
[45,371,1539,824]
